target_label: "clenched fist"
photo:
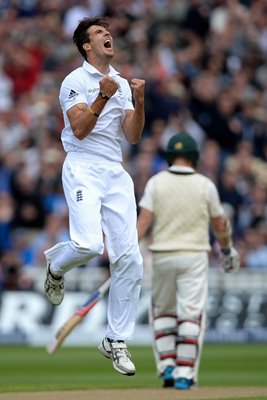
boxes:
[130,79,145,104]
[99,76,118,98]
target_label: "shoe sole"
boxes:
[44,277,64,305]
[112,361,135,376]
[174,379,193,390]
[163,378,174,387]
[174,385,191,390]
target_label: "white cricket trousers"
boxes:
[44,153,143,340]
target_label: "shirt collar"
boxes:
[82,61,120,77]
[168,165,195,173]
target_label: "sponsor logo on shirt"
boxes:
[68,89,79,100]
[76,190,83,202]
[87,84,123,95]
[88,88,99,94]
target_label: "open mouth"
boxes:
[104,39,112,49]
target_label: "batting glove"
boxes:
[219,247,240,274]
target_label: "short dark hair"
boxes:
[73,17,109,60]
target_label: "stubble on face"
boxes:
[87,25,114,61]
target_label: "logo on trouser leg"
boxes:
[76,190,83,202]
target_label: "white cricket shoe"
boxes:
[98,338,136,376]
[44,263,64,306]
[98,337,112,359]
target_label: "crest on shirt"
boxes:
[68,89,79,100]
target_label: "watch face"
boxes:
[100,92,108,100]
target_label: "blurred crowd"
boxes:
[0,0,267,290]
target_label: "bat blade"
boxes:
[46,314,82,354]
[46,276,111,354]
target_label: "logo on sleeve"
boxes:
[76,190,83,202]
[68,89,79,100]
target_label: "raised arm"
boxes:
[123,79,145,144]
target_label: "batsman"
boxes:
[137,132,240,390]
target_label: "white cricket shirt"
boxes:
[59,61,134,162]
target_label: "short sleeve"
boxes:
[60,75,88,112]
[139,178,155,212]
[123,80,134,111]
[207,180,225,217]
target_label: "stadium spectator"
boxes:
[28,212,69,268]
[218,167,244,227]
[0,192,14,252]
[10,165,45,230]
[243,227,267,270]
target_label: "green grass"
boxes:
[200,343,267,386]
[0,344,266,393]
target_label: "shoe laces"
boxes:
[47,274,64,291]
[111,341,131,362]
[114,348,131,362]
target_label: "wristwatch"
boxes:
[99,91,110,101]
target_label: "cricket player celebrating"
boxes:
[137,132,240,389]
[43,17,145,376]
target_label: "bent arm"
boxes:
[123,107,145,144]
[123,78,145,144]
[66,76,118,140]
[67,97,108,140]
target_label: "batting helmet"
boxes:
[166,132,199,166]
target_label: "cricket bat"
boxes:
[46,276,111,354]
